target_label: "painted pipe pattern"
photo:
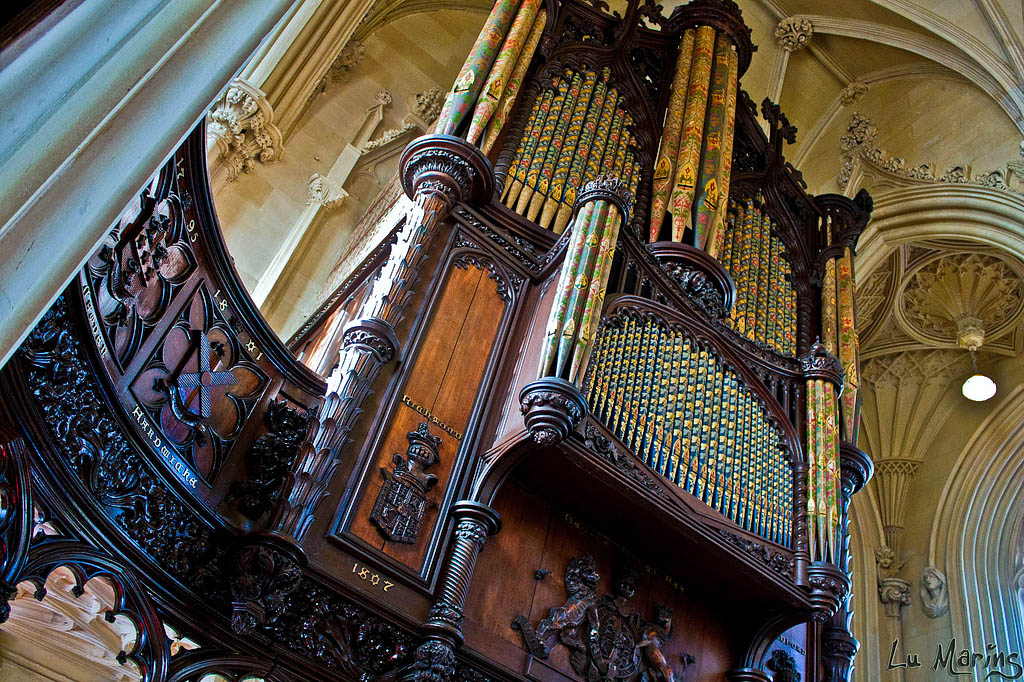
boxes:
[806,375,841,564]
[719,196,798,357]
[650,29,696,242]
[437,0,522,136]
[537,176,631,384]
[468,0,543,145]
[481,10,547,154]
[502,69,638,231]
[585,315,793,547]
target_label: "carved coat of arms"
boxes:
[370,422,442,544]
[513,557,694,681]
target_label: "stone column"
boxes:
[876,546,912,682]
[0,0,302,368]
[270,135,493,543]
[405,501,501,682]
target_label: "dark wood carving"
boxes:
[370,422,442,544]
[513,556,694,680]
[228,399,314,520]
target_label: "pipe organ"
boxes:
[1,1,876,681]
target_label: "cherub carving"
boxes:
[512,555,600,658]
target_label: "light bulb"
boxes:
[962,373,997,402]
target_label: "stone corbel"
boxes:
[307,173,349,211]
[207,78,284,182]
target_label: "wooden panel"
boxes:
[348,260,506,571]
[465,480,741,681]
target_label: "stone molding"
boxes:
[208,78,284,182]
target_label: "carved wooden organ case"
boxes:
[0,1,876,681]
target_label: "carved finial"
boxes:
[775,17,813,52]
[576,174,635,221]
[800,339,844,386]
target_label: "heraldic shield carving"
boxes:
[512,556,695,681]
[370,422,443,544]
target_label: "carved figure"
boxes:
[766,649,801,682]
[370,423,442,543]
[515,558,692,680]
[921,566,949,618]
[512,555,600,658]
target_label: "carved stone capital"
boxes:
[576,174,634,221]
[807,561,851,622]
[775,17,813,52]
[208,78,283,181]
[878,576,912,618]
[519,377,588,445]
[341,317,400,363]
[399,135,494,208]
[800,340,844,388]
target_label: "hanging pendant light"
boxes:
[958,318,996,401]
[962,349,996,402]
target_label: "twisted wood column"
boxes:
[406,501,501,682]
[271,135,493,543]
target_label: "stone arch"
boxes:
[930,384,1024,657]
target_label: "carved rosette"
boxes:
[400,134,494,207]
[519,378,588,445]
[775,17,813,52]
[229,534,306,635]
[575,174,634,221]
[648,241,735,318]
[800,340,844,390]
[806,561,851,622]
[822,626,859,682]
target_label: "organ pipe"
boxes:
[467,0,543,145]
[537,176,632,383]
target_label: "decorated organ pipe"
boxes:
[435,0,522,136]
[650,23,740,248]
[718,196,798,357]
[537,176,633,383]
[501,68,639,233]
[801,341,844,564]
[584,310,794,547]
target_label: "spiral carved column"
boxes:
[271,135,493,544]
[406,501,501,682]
